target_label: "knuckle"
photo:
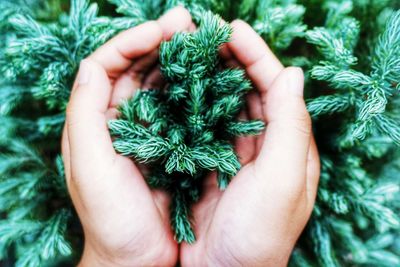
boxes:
[231,19,249,30]
[293,115,312,136]
[148,20,164,35]
[273,100,312,137]
[285,106,312,137]
[147,20,162,30]
[174,6,191,20]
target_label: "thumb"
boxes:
[255,67,311,185]
[65,59,117,217]
[66,59,116,185]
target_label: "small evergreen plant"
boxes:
[108,12,264,243]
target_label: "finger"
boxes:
[66,59,116,175]
[109,70,142,108]
[247,91,263,121]
[131,50,159,73]
[91,5,192,77]
[109,50,159,108]
[90,21,163,78]
[255,67,311,190]
[157,6,193,39]
[110,65,164,110]
[228,20,284,95]
[108,7,192,106]
[105,107,119,121]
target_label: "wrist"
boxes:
[205,254,289,267]
[203,242,292,267]
[78,243,131,267]
[78,245,112,267]
[79,237,178,267]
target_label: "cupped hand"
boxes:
[180,20,320,266]
[61,7,193,267]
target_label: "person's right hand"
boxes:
[62,7,193,267]
[180,20,320,267]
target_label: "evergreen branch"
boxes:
[225,120,265,136]
[14,209,72,267]
[165,144,196,175]
[310,219,339,267]
[0,84,30,115]
[170,189,196,243]
[374,114,400,145]
[306,28,357,67]
[212,69,251,95]
[252,0,306,51]
[372,10,400,84]
[133,89,164,123]
[0,220,41,258]
[108,0,165,21]
[37,114,65,136]
[307,94,353,117]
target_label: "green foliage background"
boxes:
[0,0,399,266]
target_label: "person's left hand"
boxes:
[62,7,193,267]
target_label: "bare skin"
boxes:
[62,8,320,267]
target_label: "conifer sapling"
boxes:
[108,12,265,243]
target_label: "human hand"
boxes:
[180,20,320,266]
[61,7,193,267]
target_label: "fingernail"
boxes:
[77,60,90,85]
[287,67,304,97]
